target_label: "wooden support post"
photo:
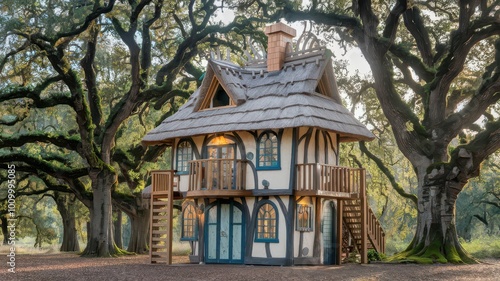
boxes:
[149,193,154,263]
[336,199,343,265]
[165,173,173,265]
[360,169,368,264]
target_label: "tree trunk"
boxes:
[54,193,81,252]
[394,161,478,264]
[114,209,123,249]
[126,209,150,254]
[81,170,119,256]
[1,217,8,245]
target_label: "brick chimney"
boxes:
[265,23,296,72]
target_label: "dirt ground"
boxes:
[2,253,499,281]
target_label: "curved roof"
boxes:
[142,49,374,145]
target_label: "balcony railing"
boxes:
[188,159,247,191]
[296,164,364,196]
[151,170,179,194]
[367,207,385,254]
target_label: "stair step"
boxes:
[152,201,169,205]
[152,215,170,219]
[152,223,170,227]
[152,230,169,235]
[151,237,168,241]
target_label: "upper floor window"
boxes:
[255,202,279,243]
[257,131,280,170]
[212,85,233,107]
[181,204,197,241]
[200,79,235,110]
[176,140,193,174]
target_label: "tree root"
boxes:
[387,237,479,264]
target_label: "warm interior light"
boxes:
[209,135,234,146]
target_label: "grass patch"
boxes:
[172,241,191,256]
[0,244,60,255]
[462,237,500,259]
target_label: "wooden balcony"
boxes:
[187,159,251,198]
[296,164,365,199]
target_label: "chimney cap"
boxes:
[265,22,296,37]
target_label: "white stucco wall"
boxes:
[251,196,289,258]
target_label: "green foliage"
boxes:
[367,249,384,261]
[462,237,500,259]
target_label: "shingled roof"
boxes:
[142,46,375,146]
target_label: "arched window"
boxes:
[255,202,279,243]
[181,204,197,241]
[257,131,280,170]
[176,140,193,174]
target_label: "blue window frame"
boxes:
[176,140,193,174]
[257,131,280,170]
[255,202,279,243]
[181,204,198,241]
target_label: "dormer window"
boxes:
[200,78,235,110]
[212,85,232,107]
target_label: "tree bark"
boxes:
[394,151,478,263]
[126,209,150,254]
[82,170,119,256]
[114,209,123,249]
[54,193,80,252]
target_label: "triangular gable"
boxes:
[198,76,235,109]
[314,56,342,104]
[193,60,245,112]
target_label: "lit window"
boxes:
[176,141,193,174]
[181,204,197,241]
[296,204,313,232]
[255,202,279,242]
[257,131,280,170]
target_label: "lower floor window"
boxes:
[181,204,197,240]
[255,202,279,242]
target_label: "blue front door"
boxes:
[322,200,338,265]
[205,200,245,264]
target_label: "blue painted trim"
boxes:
[204,199,245,264]
[257,238,279,243]
[255,166,281,171]
[302,128,313,163]
[289,128,298,191]
[254,199,279,243]
[314,129,320,163]
[336,134,340,165]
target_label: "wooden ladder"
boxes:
[149,171,175,264]
[342,198,385,262]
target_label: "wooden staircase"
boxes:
[149,171,175,264]
[342,198,385,263]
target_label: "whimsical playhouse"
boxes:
[142,23,384,265]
